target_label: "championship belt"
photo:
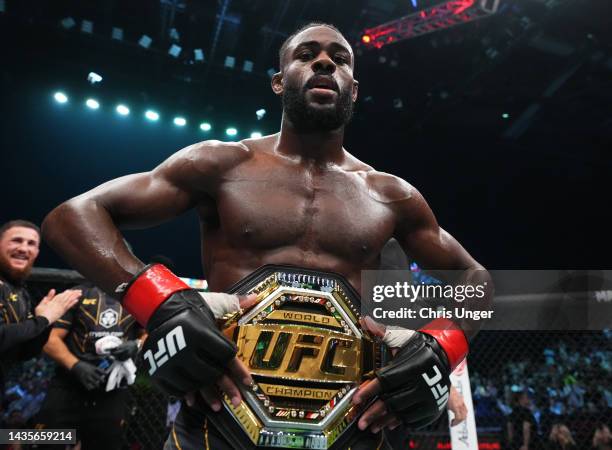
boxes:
[209,265,387,450]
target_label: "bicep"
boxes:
[82,170,195,229]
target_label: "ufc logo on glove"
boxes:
[144,325,187,375]
[422,364,449,410]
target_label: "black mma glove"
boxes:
[71,361,106,391]
[376,319,468,429]
[109,340,139,361]
[121,264,237,397]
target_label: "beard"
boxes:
[282,81,354,132]
[0,254,34,284]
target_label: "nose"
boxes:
[311,52,336,74]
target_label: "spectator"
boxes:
[0,220,80,411]
[593,424,612,450]
[548,423,577,450]
[507,391,539,450]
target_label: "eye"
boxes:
[298,51,313,61]
[334,55,348,64]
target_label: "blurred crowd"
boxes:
[472,335,612,449]
[1,357,54,428]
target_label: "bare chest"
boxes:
[213,165,396,261]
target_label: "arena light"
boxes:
[138,35,152,49]
[225,127,238,137]
[199,122,212,131]
[224,56,236,69]
[87,72,103,84]
[0,0,5,13]
[81,20,93,34]
[250,132,262,138]
[256,108,266,120]
[60,17,76,30]
[502,113,510,119]
[145,110,159,121]
[85,98,100,110]
[243,60,254,73]
[173,117,187,126]
[53,92,68,104]
[111,27,123,41]
[361,0,500,48]
[194,49,204,62]
[116,104,130,116]
[168,44,182,58]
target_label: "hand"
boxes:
[35,289,81,324]
[353,316,462,431]
[448,385,467,426]
[352,317,401,433]
[71,360,106,390]
[109,340,139,361]
[125,265,259,405]
[185,294,259,411]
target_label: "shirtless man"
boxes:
[43,22,487,449]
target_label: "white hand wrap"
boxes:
[198,292,241,319]
[382,326,416,348]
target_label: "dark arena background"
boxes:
[1,0,610,449]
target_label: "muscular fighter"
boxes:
[43,23,488,448]
[0,220,80,406]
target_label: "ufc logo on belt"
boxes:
[144,325,187,375]
[422,365,449,410]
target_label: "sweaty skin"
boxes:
[42,25,486,434]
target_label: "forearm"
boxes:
[42,198,144,295]
[43,335,79,370]
[523,422,531,446]
[0,317,50,353]
[455,265,493,340]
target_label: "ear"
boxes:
[271,72,284,96]
[351,79,359,103]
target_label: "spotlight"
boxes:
[111,27,124,40]
[362,35,371,44]
[81,20,93,34]
[243,60,254,73]
[53,92,68,104]
[502,113,510,119]
[116,105,130,116]
[225,127,238,137]
[145,110,159,121]
[169,28,180,42]
[200,122,212,131]
[168,44,182,58]
[60,17,76,30]
[85,98,100,110]
[250,132,262,139]
[173,117,186,126]
[194,49,204,62]
[138,35,152,49]
[256,109,266,120]
[224,56,236,69]
[87,72,103,84]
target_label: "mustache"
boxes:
[304,74,339,92]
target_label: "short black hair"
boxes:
[278,22,345,70]
[0,220,41,240]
